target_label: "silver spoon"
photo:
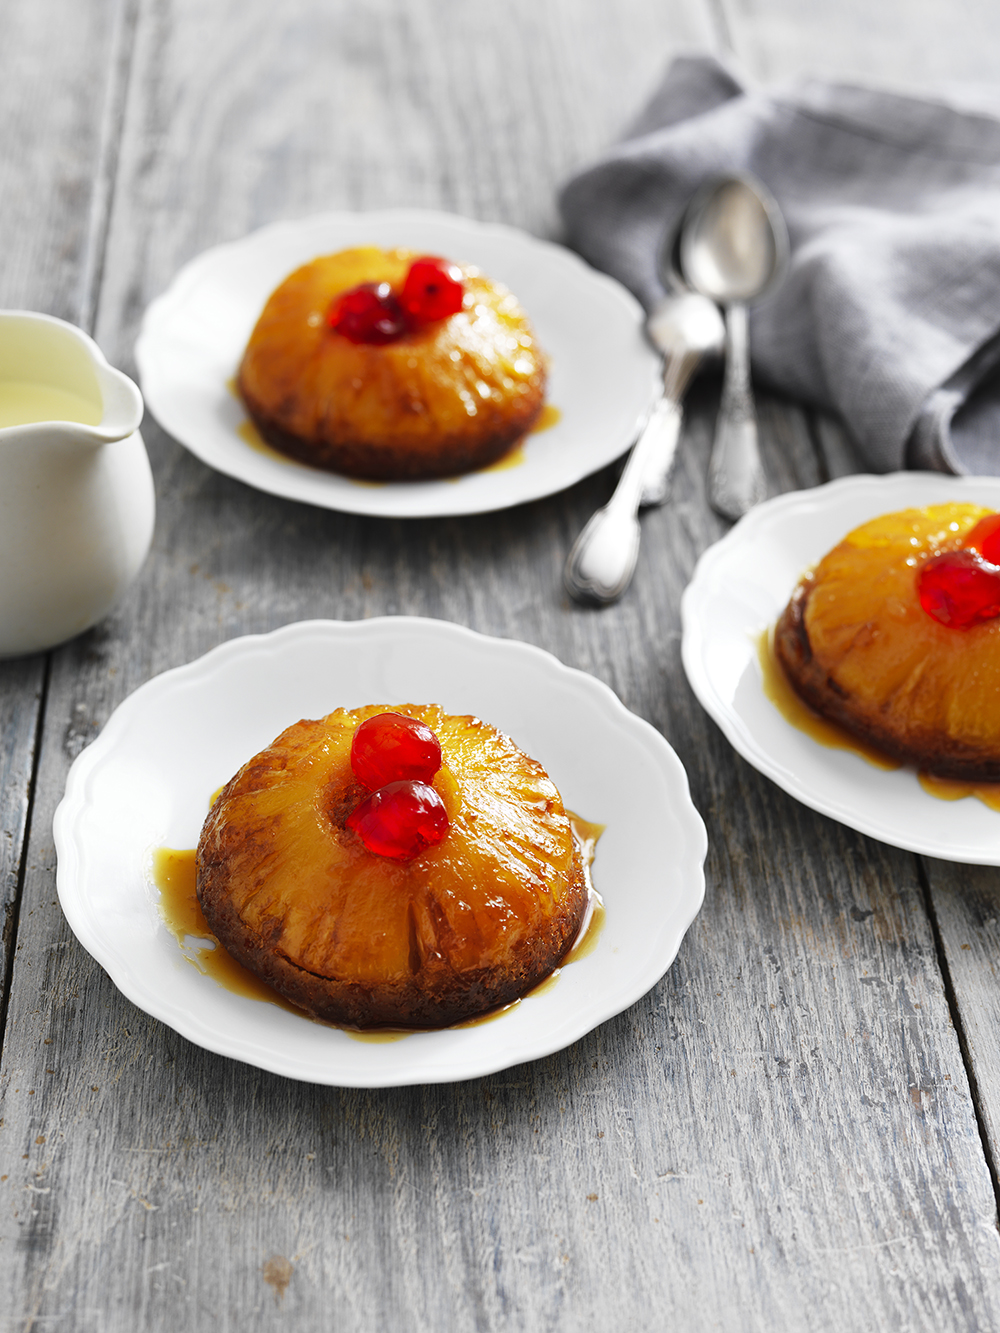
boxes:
[563,290,725,605]
[633,222,724,508]
[679,173,788,521]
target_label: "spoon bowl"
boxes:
[680,175,786,304]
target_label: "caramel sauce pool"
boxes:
[476,405,562,475]
[758,627,1000,812]
[153,848,302,1014]
[917,771,1000,812]
[152,810,605,1035]
[757,628,899,770]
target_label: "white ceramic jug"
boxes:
[0,311,155,657]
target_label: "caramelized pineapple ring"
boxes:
[238,247,547,480]
[776,504,1000,779]
[197,704,586,1028]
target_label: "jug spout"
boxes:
[92,360,144,442]
[0,310,143,444]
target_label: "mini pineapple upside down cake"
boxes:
[196,705,588,1029]
[775,504,1000,781]
[237,247,547,481]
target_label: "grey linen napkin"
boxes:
[559,55,1000,475]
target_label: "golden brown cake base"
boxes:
[775,504,1000,782]
[238,247,547,481]
[196,705,587,1028]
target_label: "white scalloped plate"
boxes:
[682,473,1000,864]
[54,618,706,1085]
[135,210,658,517]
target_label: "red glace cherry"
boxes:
[327,282,406,344]
[400,257,465,324]
[350,712,442,789]
[346,780,449,861]
[918,548,1000,628]
[966,513,1000,567]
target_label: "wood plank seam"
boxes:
[0,656,51,1060]
[916,853,1000,1224]
[78,0,142,335]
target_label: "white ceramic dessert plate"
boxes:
[54,618,707,1086]
[682,472,1000,864]
[135,210,659,517]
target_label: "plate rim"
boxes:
[681,471,1000,864]
[55,616,708,1085]
[135,207,659,519]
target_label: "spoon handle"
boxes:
[638,392,683,508]
[708,301,766,521]
[563,395,681,605]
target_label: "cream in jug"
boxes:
[0,311,155,656]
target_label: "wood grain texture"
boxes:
[720,0,1000,96]
[92,0,716,373]
[0,660,44,1034]
[4,0,1000,1329]
[0,0,135,324]
[0,0,130,1069]
[922,861,1000,1179]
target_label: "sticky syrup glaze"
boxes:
[476,404,562,475]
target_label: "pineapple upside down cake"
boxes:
[238,247,547,481]
[196,705,588,1029]
[775,504,1000,782]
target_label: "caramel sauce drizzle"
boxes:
[758,627,1000,812]
[152,809,605,1036]
[478,441,526,474]
[917,772,1000,813]
[478,405,562,475]
[531,403,562,434]
[153,847,302,1015]
[757,628,899,771]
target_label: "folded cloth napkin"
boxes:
[559,55,1000,475]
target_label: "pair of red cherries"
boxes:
[328,256,464,346]
[918,513,1000,629]
[345,713,449,861]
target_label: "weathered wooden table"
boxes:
[5,2,1000,1328]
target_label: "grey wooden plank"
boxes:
[0,0,134,1039]
[721,0,1000,95]
[5,0,1000,1330]
[91,0,716,362]
[921,861,1000,1176]
[0,0,136,324]
[0,660,44,1021]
